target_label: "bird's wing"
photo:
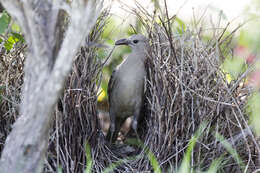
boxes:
[108,69,117,104]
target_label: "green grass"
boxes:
[85,142,93,173]
[72,124,244,173]
[215,133,245,172]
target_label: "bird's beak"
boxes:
[115,38,130,45]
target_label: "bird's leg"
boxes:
[106,119,115,143]
[106,114,125,143]
[113,117,125,143]
[132,108,141,143]
[132,120,141,143]
[106,109,116,143]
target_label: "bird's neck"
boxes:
[129,51,146,62]
[119,53,145,72]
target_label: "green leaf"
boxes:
[206,156,224,173]
[175,17,186,34]
[4,35,19,51]
[102,155,142,173]
[11,32,24,42]
[247,92,260,135]
[106,39,114,45]
[146,148,162,173]
[0,12,10,34]
[11,22,21,32]
[125,138,162,173]
[85,142,93,173]
[127,28,136,36]
[215,133,245,172]
[222,56,246,79]
[178,123,206,173]
[238,30,250,47]
[97,49,106,60]
[57,167,62,173]
[102,159,125,173]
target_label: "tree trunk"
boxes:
[0,0,102,172]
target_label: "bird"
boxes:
[106,34,149,143]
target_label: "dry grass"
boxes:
[44,11,110,172]
[0,4,260,173]
[130,4,259,172]
[0,42,25,152]
[143,29,257,172]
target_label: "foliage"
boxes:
[222,55,246,80]
[85,142,93,173]
[80,123,245,173]
[238,0,260,135]
[178,123,206,173]
[174,17,186,35]
[0,11,24,51]
[0,11,10,33]
[247,92,260,135]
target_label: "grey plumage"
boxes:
[106,34,148,143]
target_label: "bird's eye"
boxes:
[133,40,139,44]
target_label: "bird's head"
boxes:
[115,34,149,52]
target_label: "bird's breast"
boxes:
[118,70,144,101]
[112,64,145,117]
